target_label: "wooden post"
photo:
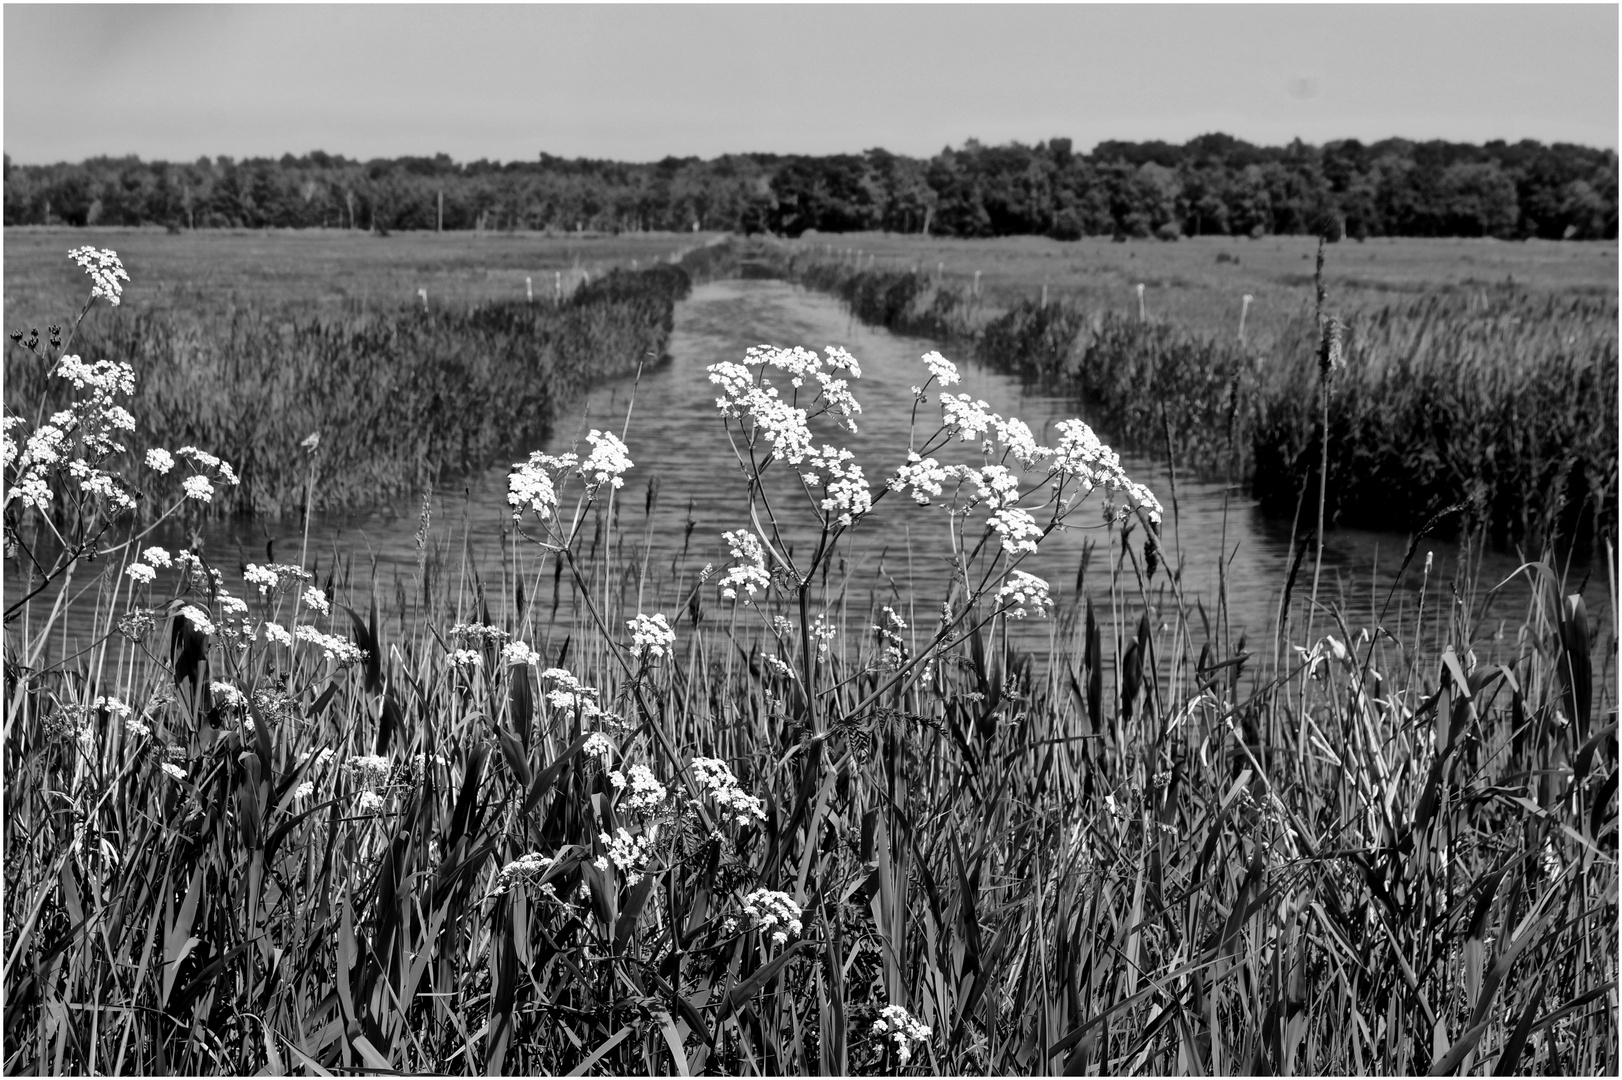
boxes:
[437,190,443,232]
[526,276,533,304]
[1136,283,1146,322]
[973,270,981,297]
[1239,294,1253,344]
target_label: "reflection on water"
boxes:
[22,280,1602,668]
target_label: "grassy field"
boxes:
[3,227,730,326]
[2,231,1616,1075]
[786,231,1618,351]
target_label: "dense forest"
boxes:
[5,133,1616,240]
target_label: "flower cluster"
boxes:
[494,852,556,895]
[451,622,511,646]
[69,246,131,306]
[888,452,949,506]
[811,614,836,661]
[582,731,616,760]
[627,612,675,662]
[871,1005,931,1065]
[447,648,482,672]
[610,764,668,814]
[939,393,998,443]
[741,888,803,947]
[243,562,312,597]
[506,451,575,521]
[501,641,540,667]
[690,757,766,826]
[988,506,1042,555]
[996,571,1053,619]
[802,445,871,526]
[718,529,771,600]
[346,754,392,790]
[177,604,216,636]
[541,668,601,716]
[595,827,658,885]
[293,625,366,666]
[1049,419,1163,524]
[921,350,960,387]
[873,606,908,670]
[125,544,174,585]
[581,429,633,489]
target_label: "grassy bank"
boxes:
[765,240,1618,553]
[3,337,1615,1073]
[4,247,735,524]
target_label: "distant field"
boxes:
[785,230,1618,344]
[2,226,727,325]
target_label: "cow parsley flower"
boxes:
[989,506,1042,555]
[145,448,175,474]
[541,668,600,716]
[1049,418,1163,524]
[126,563,156,585]
[610,764,667,814]
[262,623,293,647]
[718,529,771,600]
[294,625,365,666]
[691,756,767,825]
[872,1005,931,1065]
[181,475,214,502]
[804,445,871,526]
[627,612,675,661]
[69,247,131,305]
[582,429,633,489]
[301,587,330,615]
[921,350,960,387]
[741,888,803,947]
[507,451,576,520]
[178,605,215,635]
[997,571,1053,619]
[501,641,540,667]
[994,416,1050,469]
[888,452,948,506]
[940,393,998,442]
[451,622,510,646]
[596,827,657,885]
[582,731,616,760]
[495,852,556,895]
[346,754,392,791]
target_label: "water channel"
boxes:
[24,278,1605,672]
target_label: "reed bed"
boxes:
[765,244,1618,553]
[4,262,698,523]
[2,246,1615,1077]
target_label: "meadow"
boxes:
[783,232,1618,349]
[2,233,1616,1076]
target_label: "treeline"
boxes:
[5,133,1617,240]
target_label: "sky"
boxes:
[4,3,1617,165]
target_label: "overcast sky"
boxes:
[4,3,1617,165]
